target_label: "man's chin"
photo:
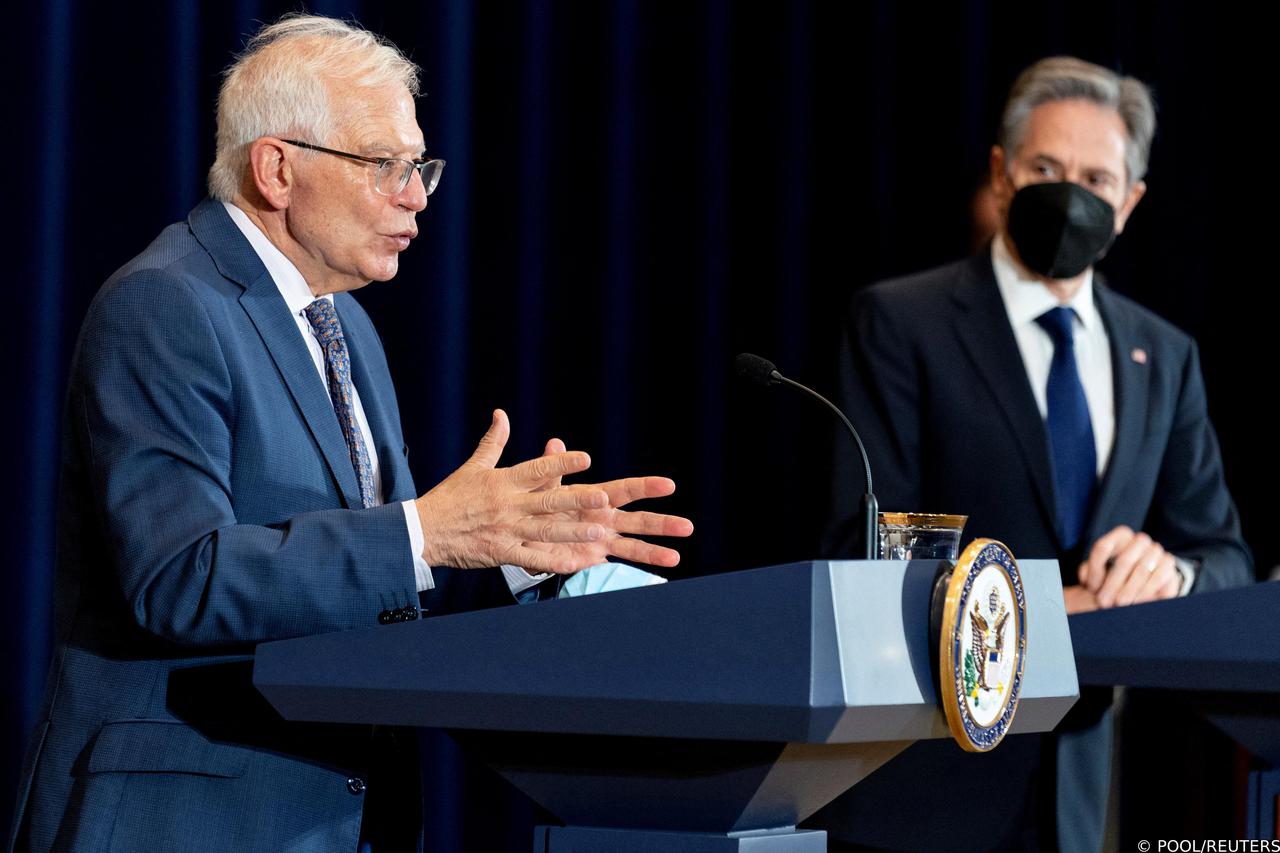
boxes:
[366,257,400,283]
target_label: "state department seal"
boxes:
[939,538,1027,752]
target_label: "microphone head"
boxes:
[735,352,781,386]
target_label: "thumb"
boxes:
[467,409,510,469]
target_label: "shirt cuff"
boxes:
[401,500,434,592]
[502,564,552,595]
[1172,555,1198,597]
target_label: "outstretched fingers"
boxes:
[598,476,677,509]
[517,485,609,514]
[513,518,609,544]
[508,450,592,489]
[532,437,568,493]
[606,537,683,568]
[611,509,694,538]
[502,544,595,575]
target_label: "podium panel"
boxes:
[1070,581,1280,838]
[255,559,1077,849]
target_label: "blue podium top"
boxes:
[1070,581,1280,691]
[254,559,1076,743]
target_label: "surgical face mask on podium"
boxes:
[1006,181,1116,279]
[558,562,668,598]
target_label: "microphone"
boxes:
[734,352,782,387]
[735,353,879,560]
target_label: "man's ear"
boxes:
[989,145,1013,205]
[1114,180,1146,234]
[248,138,293,210]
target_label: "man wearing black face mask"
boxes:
[819,57,1251,852]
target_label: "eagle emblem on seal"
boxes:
[969,587,1010,693]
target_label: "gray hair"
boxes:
[207,14,421,201]
[998,56,1156,185]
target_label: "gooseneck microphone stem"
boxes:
[773,374,879,561]
[774,374,873,498]
[735,353,879,560]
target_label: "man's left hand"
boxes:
[1077,525,1181,608]
[520,436,689,572]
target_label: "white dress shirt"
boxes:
[222,202,547,595]
[992,235,1115,476]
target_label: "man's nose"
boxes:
[397,168,428,212]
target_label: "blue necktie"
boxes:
[1035,306,1096,550]
[303,298,377,509]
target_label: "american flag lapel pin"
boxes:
[1131,347,1148,365]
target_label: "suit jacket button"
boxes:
[347,777,366,795]
[378,611,392,625]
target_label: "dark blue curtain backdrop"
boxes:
[4,1,1275,847]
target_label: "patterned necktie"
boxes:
[303,298,377,508]
[1035,306,1097,550]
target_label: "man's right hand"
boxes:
[415,409,694,575]
[1077,524,1181,608]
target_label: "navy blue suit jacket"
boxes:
[826,250,1251,589]
[10,199,511,852]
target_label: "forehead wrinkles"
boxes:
[326,84,423,151]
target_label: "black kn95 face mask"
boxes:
[1006,181,1116,279]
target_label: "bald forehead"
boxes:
[326,81,425,157]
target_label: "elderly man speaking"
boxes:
[9,15,692,853]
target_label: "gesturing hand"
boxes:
[414,410,694,575]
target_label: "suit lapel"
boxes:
[240,289,365,508]
[189,200,364,509]
[950,255,1062,547]
[1086,284,1150,545]
[339,295,413,503]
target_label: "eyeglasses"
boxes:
[282,139,445,197]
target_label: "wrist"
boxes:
[415,494,443,566]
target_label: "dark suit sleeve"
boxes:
[75,270,420,647]
[418,565,545,615]
[823,286,924,556]
[1146,341,1253,591]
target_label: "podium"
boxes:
[254,559,1078,852]
[1070,581,1280,838]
